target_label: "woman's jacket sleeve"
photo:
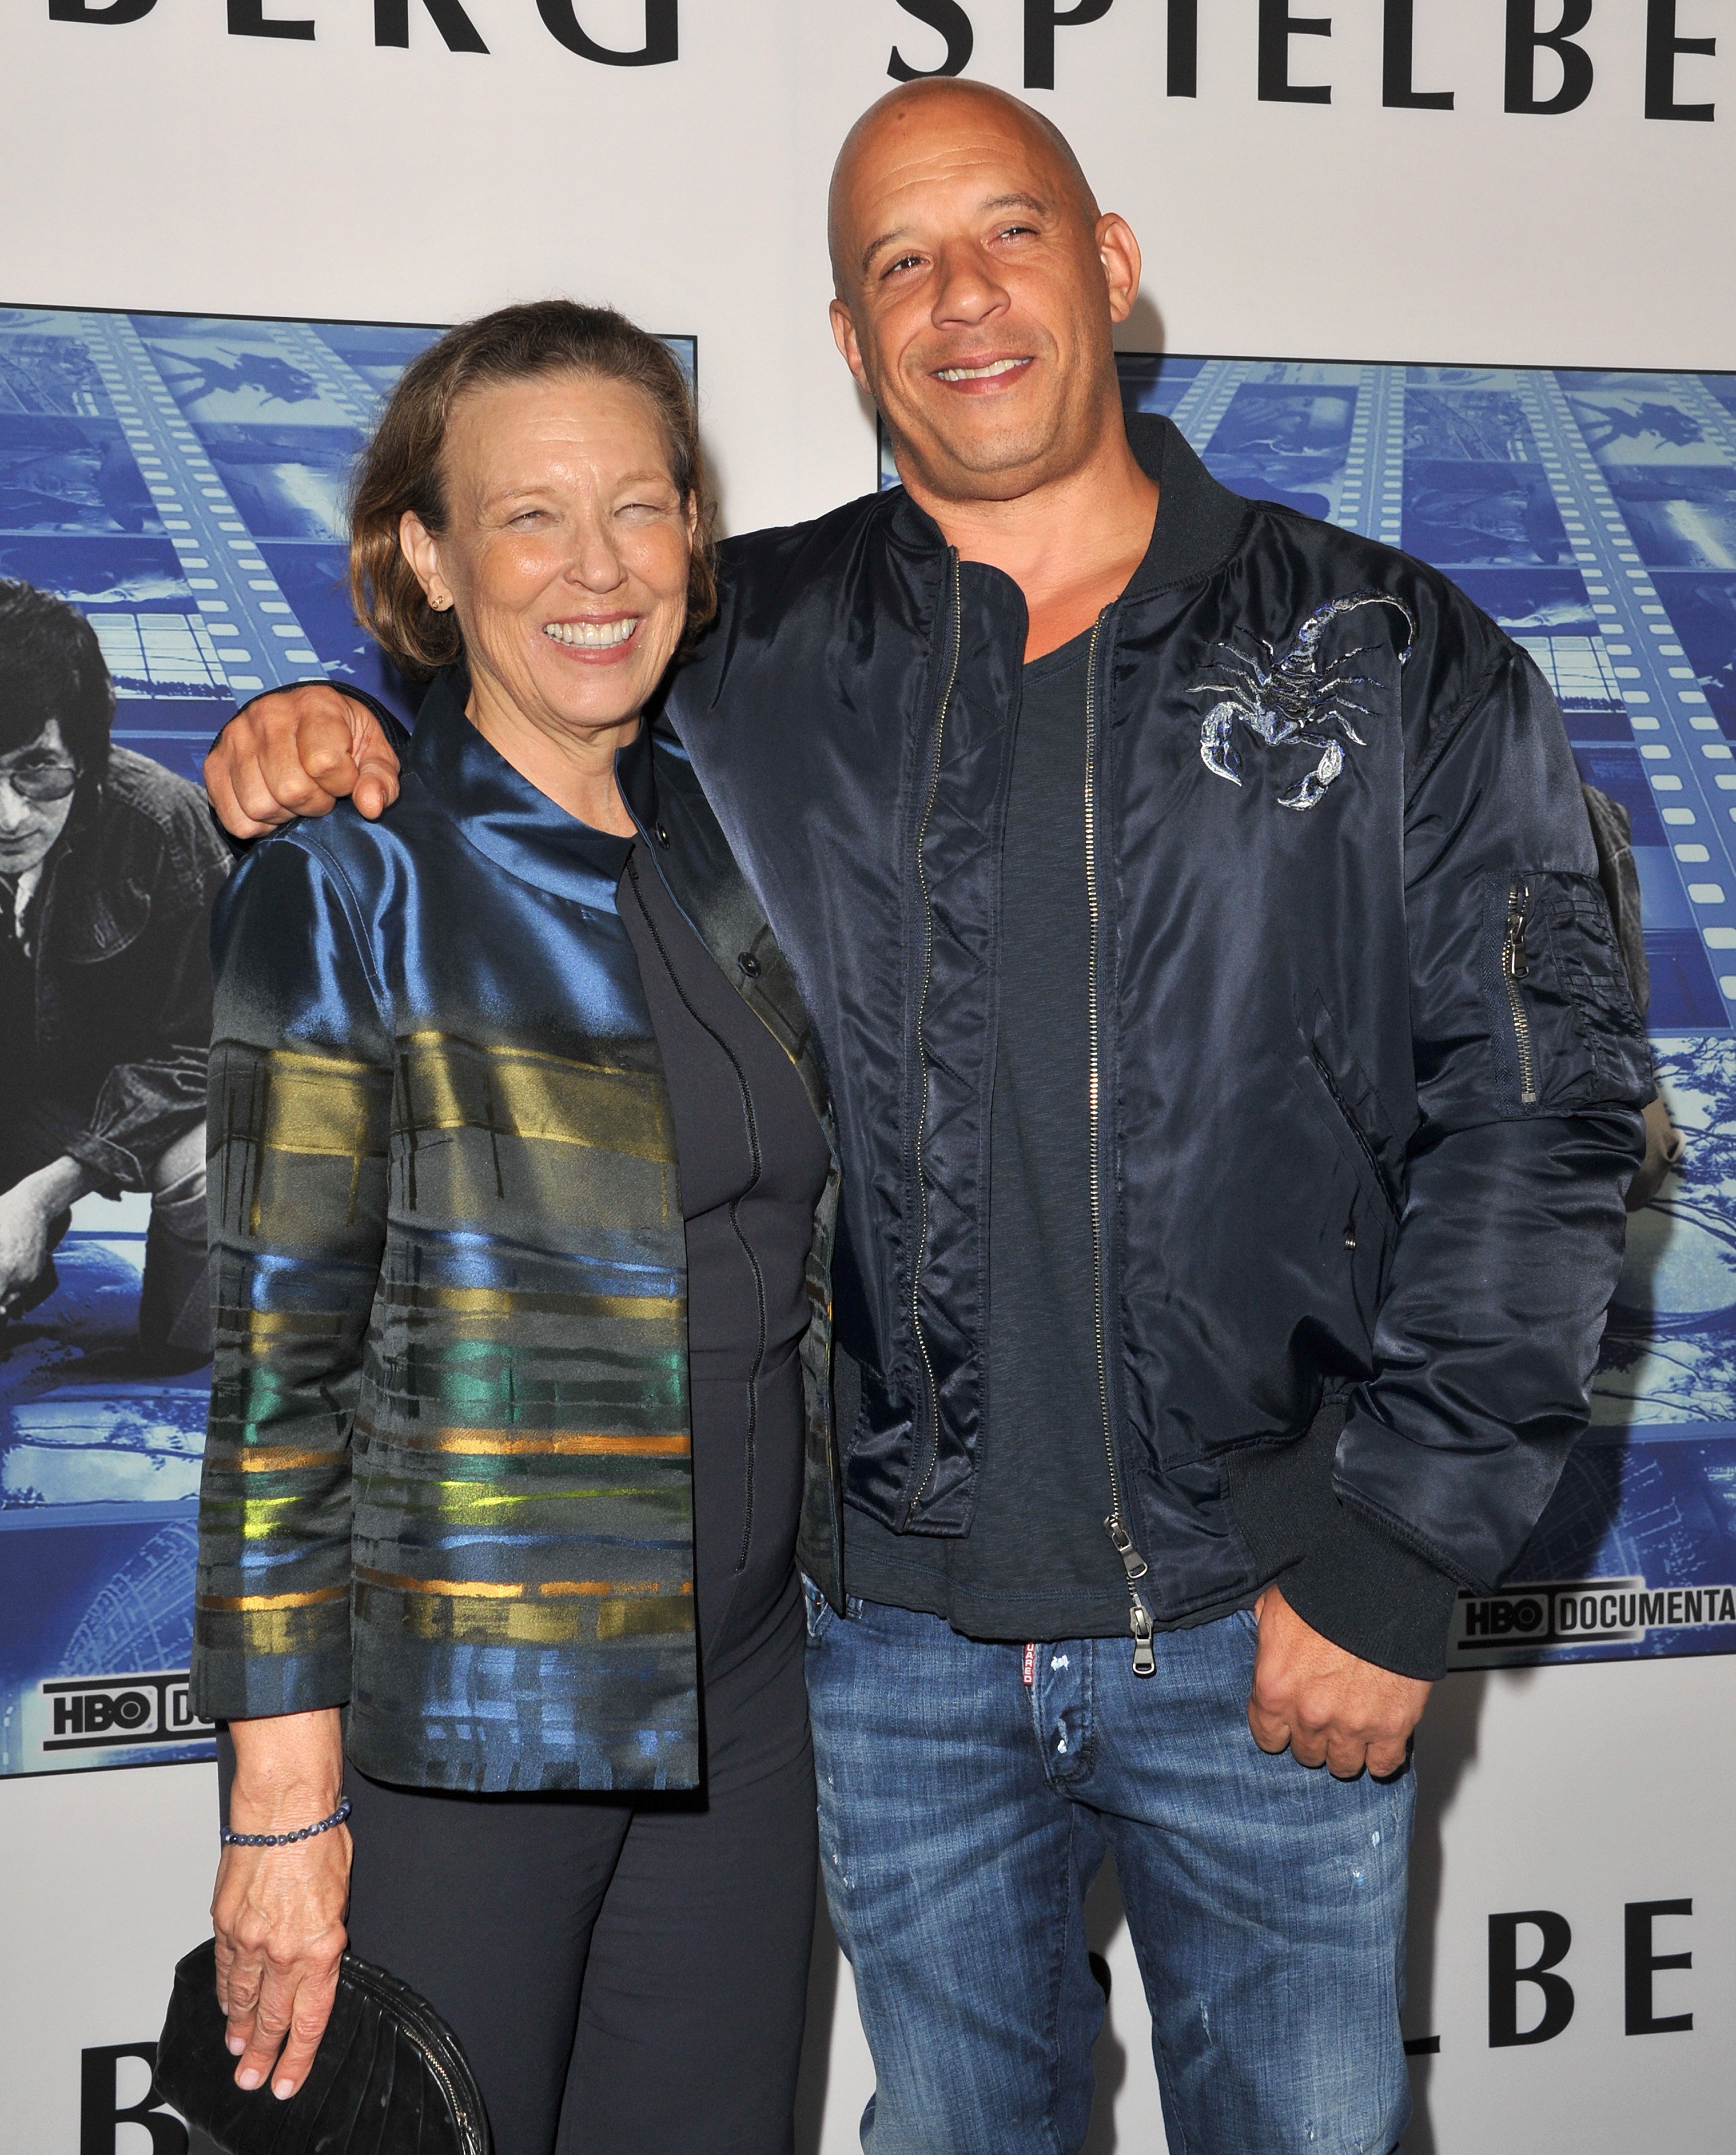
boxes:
[191,832,394,1723]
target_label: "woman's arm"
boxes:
[213,1709,349,2100]
[193,834,393,1723]
[193,832,394,2095]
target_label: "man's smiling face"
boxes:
[828,83,1136,507]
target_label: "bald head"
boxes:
[824,76,1140,510]
[828,80,1099,297]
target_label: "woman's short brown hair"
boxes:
[348,301,717,680]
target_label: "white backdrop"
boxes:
[2,2,1734,2148]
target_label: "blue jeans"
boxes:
[804,1591,1412,2155]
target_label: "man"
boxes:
[0,579,230,1363]
[203,83,1649,2154]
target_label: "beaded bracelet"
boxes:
[220,1797,351,1849]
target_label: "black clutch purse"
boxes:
[154,1939,491,2154]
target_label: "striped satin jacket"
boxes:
[192,671,839,1793]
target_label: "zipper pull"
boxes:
[1104,1516,1149,1580]
[1502,883,1529,981]
[1107,1519,1157,1676]
[1128,1592,1156,1678]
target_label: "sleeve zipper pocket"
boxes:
[1502,879,1538,1106]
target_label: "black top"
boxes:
[618,844,831,1677]
[844,624,1133,1638]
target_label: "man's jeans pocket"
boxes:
[802,1575,862,1643]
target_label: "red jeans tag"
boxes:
[1022,1642,1037,1688]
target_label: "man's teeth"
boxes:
[544,618,640,649]
[936,359,1029,382]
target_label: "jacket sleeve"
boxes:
[191,834,394,1723]
[64,819,233,1193]
[1282,639,1651,1679]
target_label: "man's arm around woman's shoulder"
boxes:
[206,681,406,839]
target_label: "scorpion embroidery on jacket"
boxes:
[1190,591,1417,811]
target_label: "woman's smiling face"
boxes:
[400,371,695,745]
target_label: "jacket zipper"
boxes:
[907,553,964,1518]
[1082,608,1156,1677]
[1502,879,1538,1106]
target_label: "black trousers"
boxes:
[343,1358,817,2155]
[343,1659,814,2155]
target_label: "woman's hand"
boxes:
[212,1708,350,2100]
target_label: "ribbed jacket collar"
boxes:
[878,413,1249,597]
[1120,413,1251,598]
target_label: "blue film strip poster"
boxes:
[0,305,693,1773]
[885,353,1736,1673]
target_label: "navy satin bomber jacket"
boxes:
[192,674,838,1792]
[669,414,1650,1680]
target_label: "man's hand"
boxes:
[203,684,401,839]
[1625,1093,1685,1213]
[1247,1581,1431,1780]
[0,1158,91,1314]
[0,1182,57,1311]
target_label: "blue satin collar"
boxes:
[407,666,635,907]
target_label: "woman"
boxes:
[192,302,839,2155]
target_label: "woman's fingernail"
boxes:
[237,2069,264,2091]
[273,2079,296,2100]
[226,2036,245,2056]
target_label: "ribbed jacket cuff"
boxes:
[1226,1405,1459,1681]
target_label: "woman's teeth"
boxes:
[936,358,1029,381]
[543,618,640,649]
